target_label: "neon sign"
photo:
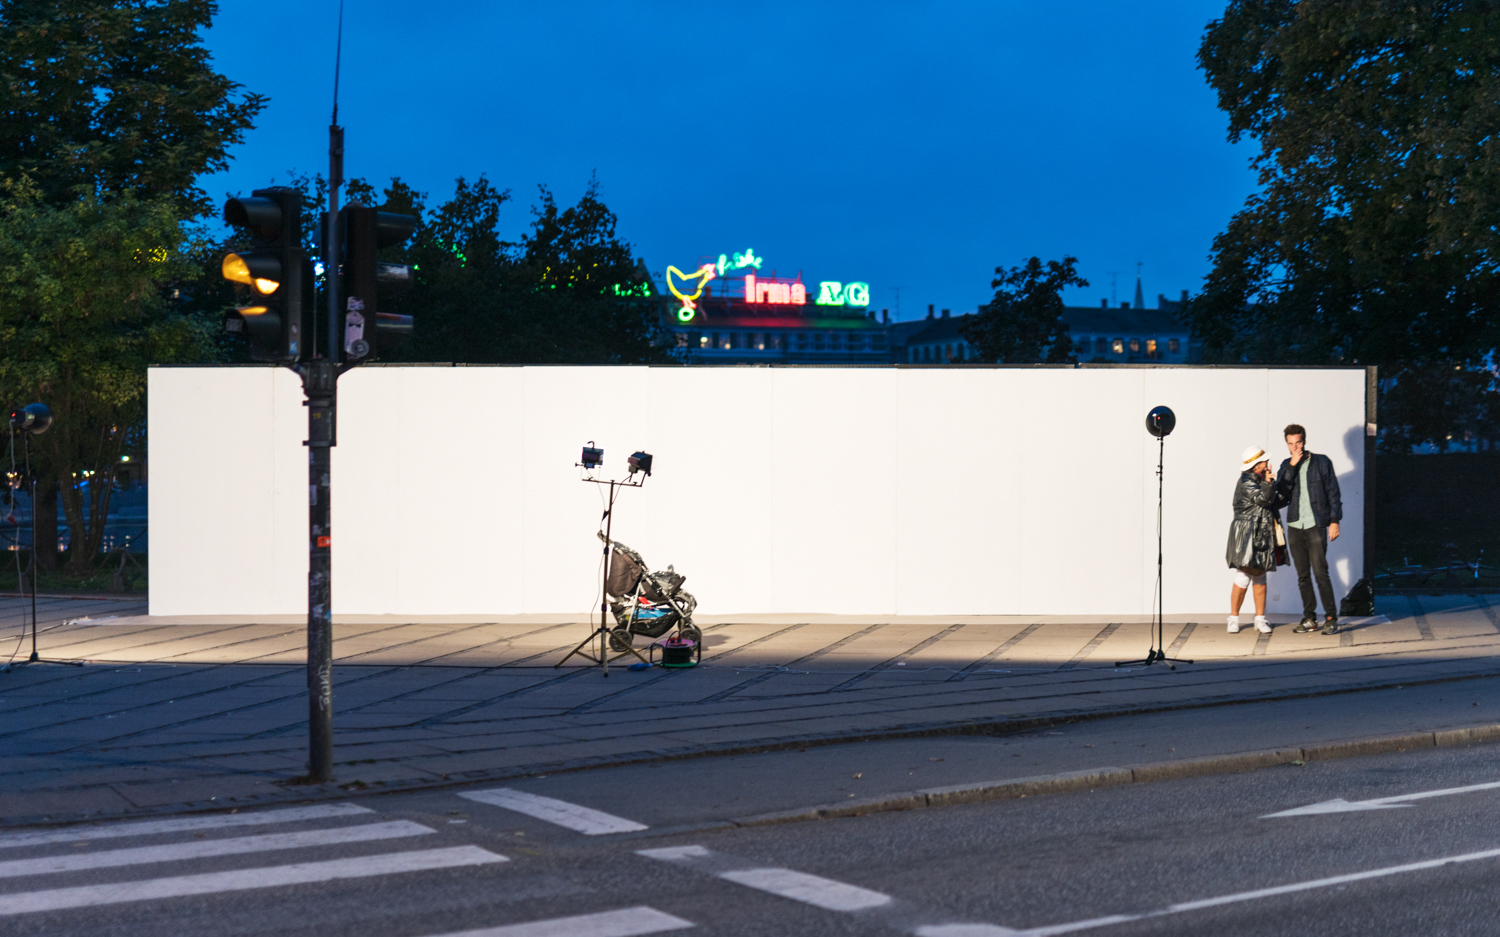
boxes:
[743,273,807,305]
[666,264,716,322]
[716,248,763,276]
[816,281,870,306]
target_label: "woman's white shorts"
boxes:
[1231,568,1267,588]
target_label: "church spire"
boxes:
[1133,261,1144,310]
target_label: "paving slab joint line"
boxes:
[725,721,1500,829]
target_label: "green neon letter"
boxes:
[816,282,845,305]
[845,282,870,306]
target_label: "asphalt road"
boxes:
[6,727,1500,937]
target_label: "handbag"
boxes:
[1273,518,1288,567]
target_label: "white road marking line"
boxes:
[427,905,693,937]
[927,843,1500,937]
[459,788,647,835]
[1265,778,1500,817]
[719,868,892,911]
[0,820,433,879]
[0,845,506,916]
[637,845,890,913]
[0,803,374,850]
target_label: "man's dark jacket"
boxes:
[1275,452,1342,528]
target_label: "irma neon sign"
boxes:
[668,248,870,316]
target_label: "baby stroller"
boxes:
[600,532,700,655]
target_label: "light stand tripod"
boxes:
[556,447,654,676]
[1118,406,1192,671]
[5,405,81,671]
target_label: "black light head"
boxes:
[628,451,653,476]
[580,443,604,469]
[8,403,52,436]
[1146,405,1176,438]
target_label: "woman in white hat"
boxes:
[1225,445,1281,634]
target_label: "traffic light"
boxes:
[221,187,311,363]
[340,205,417,362]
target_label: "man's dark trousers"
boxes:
[1286,525,1337,618]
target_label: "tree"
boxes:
[0,177,215,574]
[1190,1,1500,449]
[385,177,672,364]
[0,0,266,215]
[961,256,1088,364]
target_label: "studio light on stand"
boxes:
[557,442,656,676]
[1117,405,1193,671]
[4,403,81,670]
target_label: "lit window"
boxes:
[700,335,709,349]
[1146,338,1158,357]
[1112,338,1123,354]
[1169,338,1180,354]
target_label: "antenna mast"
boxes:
[326,0,345,364]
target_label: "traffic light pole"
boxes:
[303,108,344,784]
[304,358,336,783]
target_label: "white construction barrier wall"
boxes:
[148,365,1369,617]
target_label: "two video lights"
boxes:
[577,443,653,477]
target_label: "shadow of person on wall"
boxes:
[1333,422,1366,602]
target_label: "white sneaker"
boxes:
[1227,616,1241,633]
[1255,616,1272,634]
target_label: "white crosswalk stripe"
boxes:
[459,788,648,835]
[718,868,892,911]
[0,819,433,879]
[0,802,374,850]
[425,905,694,937]
[637,845,893,912]
[0,845,505,915]
[0,802,508,917]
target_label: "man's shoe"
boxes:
[1321,616,1338,636]
[1293,616,1318,633]
[1255,616,1272,634]
[1227,616,1241,634]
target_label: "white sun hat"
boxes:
[1240,445,1268,472]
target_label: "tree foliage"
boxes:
[1190,0,1500,449]
[377,177,672,364]
[0,0,265,216]
[0,177,215,573]
[961,256,1087,364]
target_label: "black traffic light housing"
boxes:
[221,187,311,363]
[339,205,417,363]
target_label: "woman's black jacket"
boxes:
[1225,470,1280,572]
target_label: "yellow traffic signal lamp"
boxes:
[221,252,281,294]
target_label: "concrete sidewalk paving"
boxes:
[1,593,1499,826]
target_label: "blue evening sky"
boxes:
[203,1,1257,321]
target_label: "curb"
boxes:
[724,722,1500,829]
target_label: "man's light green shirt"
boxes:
[1289,458,1316,530]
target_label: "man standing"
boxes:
[1276,424,1342,634]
